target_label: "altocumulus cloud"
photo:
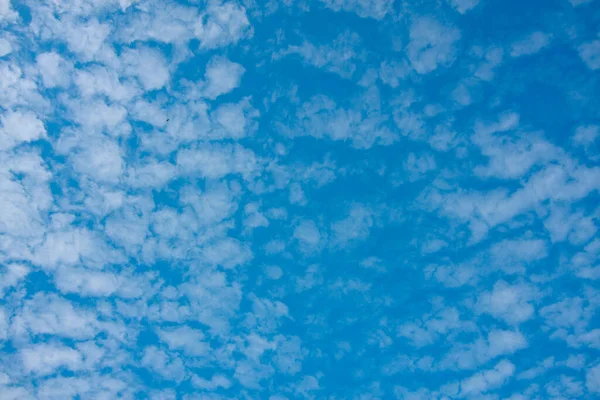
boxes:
[0,0,600,399]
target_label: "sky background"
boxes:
[1,0,600,398]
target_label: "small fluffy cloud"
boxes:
[121,47,170,90]
[476,281,536,324]
[318,0,395,19]
[510,32,551,57]
[202,56,245,99]
[195,1,252,49]
[177,143,259,180]
[279,31,360,79]
[21,344,83,376]
[447,0,480,14]
[294,220,325,254]
[587,363,600,393]
[578,39,600,70]
[407,17,461,74]
[36,52,72,88]
[0,110,47,150]
[459,359,515,397]
[0,0,18,23]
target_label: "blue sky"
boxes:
[1,0,600,398]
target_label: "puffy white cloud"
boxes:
[294,220,325,254]
[121,47,170,91]
[202,56,245,99]
[21,344,83,376]
[579,39,600,70]
[573,125,599,147]
[476,281,536,324]
[194,1,252,49]
[36,52,71,88]
[75,65,139,102]
[12,294,101,340]
[192,374,232,390]
[71,139,124,183]
[318,0,394,19]
[544,205,597,245]
[278,31,360,79]
[459,360,515,397]
[141,346,186,382]
[0,263,29,295]
[177,143,259,180]
[447,0,480,14]
[0,110,46,151]
[0,36,12,56]
[59,18,112,61]
[0,0,18,23]
[441,329,528,370]
[211,99,258,139]
[407,17,461,74]
[398,305,476,347]
[331,204,374,247]
[587,363,600,393]
[281,89,396,149]
[510,32,551,57]
[158,326,210,357]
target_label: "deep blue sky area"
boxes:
[1,0,600,399]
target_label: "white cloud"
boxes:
[544,205,597,245]
[141,346,186,382]
[573,125,599,147]
[32,226,125,270]
[587,363,600,393]
[294,220,324,254]
[0,110,47,150]
[158,326,210,357]
[579,40,600,70]
[569,0,595,6]
[71,139,124,183]
[0,62,47,110]
[283,89,396,149]
[195,1,252,49]
[36,52,71,88]
[279,31,360,79]
[407,17,461,74]
[318,0,394,19]
[510,32,551,57]
[202,56,245,99]
[447,0,480,14]
[476,281,536,324]
[0,0,18,23]
[0,37,11,56]
[472,115,562,179]
[61,18,112,61]
[441,329,528,370]
[331,204,374,247]
[127,161,176,188]
[121,47,170,90]
[201,237,252,269]
[192,374,232,390]
[399,305,476,347]
[53,265,143,298]
[21,344,83,376]
[0,152,51,241]
[177,143,259,180]
[0,263,28,295]
[211,99,258,139]
[459,360,515,397]
[75,65,139,102]
[12,293,100,339]
[404,152,437,181]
